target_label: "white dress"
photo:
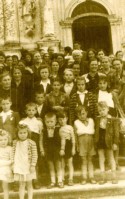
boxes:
[0,146,13,182]
[14,140,36,182]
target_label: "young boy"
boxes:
[0,96,20,142]
[57,111,75,186]
[61,69,77,97]
[94,101,120,184]
[40,112,64,188]
[20,102,43,189]
[34,90,47,119]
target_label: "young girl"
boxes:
[0,129,13,199]
[57,111,75,186]
[12,123,38,199]
[74,105,96,185]
[94,101,120,184]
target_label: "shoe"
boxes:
[33,181,41,189]
[90,178,96,184]
[99,180,106,185]
[81,180,87,185]
[112,180,118,184]
[58,182,64,188]
[47,182,55,189]
[68,180,74,186]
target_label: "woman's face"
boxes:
[13,69,22,81]
[51,62,59,72]
[89,60,98,73]
[1,75,11,89]
[88,50,95,60]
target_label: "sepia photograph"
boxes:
[0,0,125,199]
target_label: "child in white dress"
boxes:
[0,129,13,199]
[12,123,38,199]
[74,106,96,185]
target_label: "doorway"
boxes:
[72,16,112,54]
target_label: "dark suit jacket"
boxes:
[60,83,77,97]
[0,111,20,141]
[94,116,120,149]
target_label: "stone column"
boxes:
[59,18,73,48]
[109,15,123,53]
[3,0,20,44]
[43,0,55,39]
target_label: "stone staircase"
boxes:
[1,157,125,199]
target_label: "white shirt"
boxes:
[77,90,88,104]
[37,104,43,115]
[64,82,74,95]
[98,90,114,108]
[74,118,95,136]
[0,110,12,123]
[40,79,50,92]
[20,117,43,134]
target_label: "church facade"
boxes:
[0,0,125,55]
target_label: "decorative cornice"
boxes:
[108,14,122,26]
[59,18,73,28]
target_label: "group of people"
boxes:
[0,43,125,199]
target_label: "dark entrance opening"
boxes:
[71,1,112,54]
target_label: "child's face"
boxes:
[35,93,45,105]
[52,81,61,92]
[64,71,74,83]
[98,80,108,91]
[1,99,12,112]
[51,62,59,72]
[77,80,86,92]
[58,117,67,126]
[98,106,109,117]
[40,68,49,80]
[18,128,28,141]
[45,117,56,128]
[78,109,87,122]
[26,106,36,118]
[0,135,8,147]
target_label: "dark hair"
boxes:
[75,105,88,115]
[39,64,50,72]
[98,75,108,83]
[88,58,98,66]
[115,50,123,57]
[76,76,86,83]
[112,58,123,65]
[57,111,68,118]
[44,112,56,120]
[0,51,5,58]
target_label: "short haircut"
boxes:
[115,50,123,57]
[63,68,73,75]
[112,58,122,65]
[75,105,88,115]
[57,111,68,118]
[39,64,49,72]
[76,76,86,83]
[25,102,37,110]
[0,71,11,81]
[35,90,45,96]
[98,75,108,83]
[0,96,11,102]
[98,101,109,109]
[44,112,56,120]
[88,58,98,66]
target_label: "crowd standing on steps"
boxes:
[0,43,125,199]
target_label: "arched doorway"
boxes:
[72,1,112,54]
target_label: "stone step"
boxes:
[1,180,125,199]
